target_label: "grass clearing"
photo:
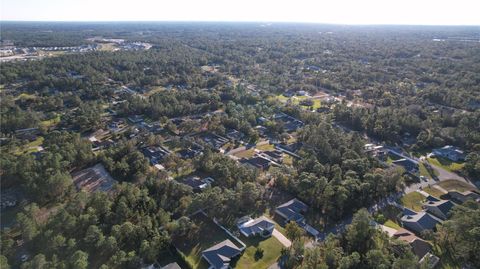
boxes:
[256,143,274,151]
[384,219,402,230]
[234,149,255,159]
[40,114,61,128]
[98,43,117,51]
[15,93,37,100]
[427,157,464,172]
[283,155,293,166]
[400,192,425,212]
[437,180,475,192]
[423,186,445,198]
[419,162,438,178]
[234,236,283,269]
[13,137,44,155]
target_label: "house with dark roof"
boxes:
[273,112,304,133]
[424,199,455,220]
[447,190,480,204]
[275,142,303,159]
[432,145,465,162]
[226,129,245,142]
[201,239,242,269]
[242,156,273,170]
[260,150,283,163]
[394,228,432,259]
[237,216,275,238]
[275,198,308,225]
[181,176,214,192]
[197,133,229,150]
[401,211,441,235]
[142,146,171,165]
[128,115,144,124]
[392,158,419,175]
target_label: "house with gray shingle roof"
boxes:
[201,239,242,269]
[401,211,441,235]
[237,216,275,238]
[447,190,480,204]
[424,199,455,220]
[275,198,308,225]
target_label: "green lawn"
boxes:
[427,157,464,172]
[15,92,37,100]
[256,143,275,151]
[300,99,321,110]
[234,236,283,269]
[400,192,425,212]
[384,219,401,230]
[40,114,61,128]
[437,180,475,192]
[13,137,44,155]
[283,155,293,166]
[234,149,255,159]
[423,186,445,198]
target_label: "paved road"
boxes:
[272,228,291,248]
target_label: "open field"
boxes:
[97,43,118,51]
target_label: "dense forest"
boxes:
[1,22,479,269]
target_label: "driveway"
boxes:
[272,228,291,248]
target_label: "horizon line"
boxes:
[1,20,480,27]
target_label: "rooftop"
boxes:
[275,198,308,223]
[237,216,275,237]
[202,239,242,269]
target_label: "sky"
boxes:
[1,0,480,25]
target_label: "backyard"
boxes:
[172,212,243,269]
[427,157,464,173]
[400,191,425,212]
[233,235,284,269]
[437,180,475,192]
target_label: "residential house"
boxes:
[447,190,480,204]
[419,253,440,269]
[226,129,245,142]
[400,211,441,235]
[197,133,229,150]
[275,142,303,159]
[392,158,419,175]
[128,115,144,124]
[260,150,283,163]
[181,176,214,192]
[142,146,171,165]
[242,156,272,170]
[393,228,432,259]
[237,216,275,238]
[424,199,455,220]
[275,198,308,225]
[201,240,242,269]
[432,145,465,162]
